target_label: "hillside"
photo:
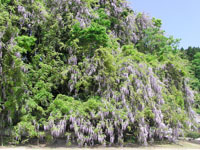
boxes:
[0,0,198,146]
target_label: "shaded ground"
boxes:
[0,140,200,150]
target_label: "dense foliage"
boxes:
[181,47,200,113]
[0,0,198,146]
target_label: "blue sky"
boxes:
[128,0,200,48]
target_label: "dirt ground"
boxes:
[1,141,200,150]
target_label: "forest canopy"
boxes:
[0,0,199,146]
